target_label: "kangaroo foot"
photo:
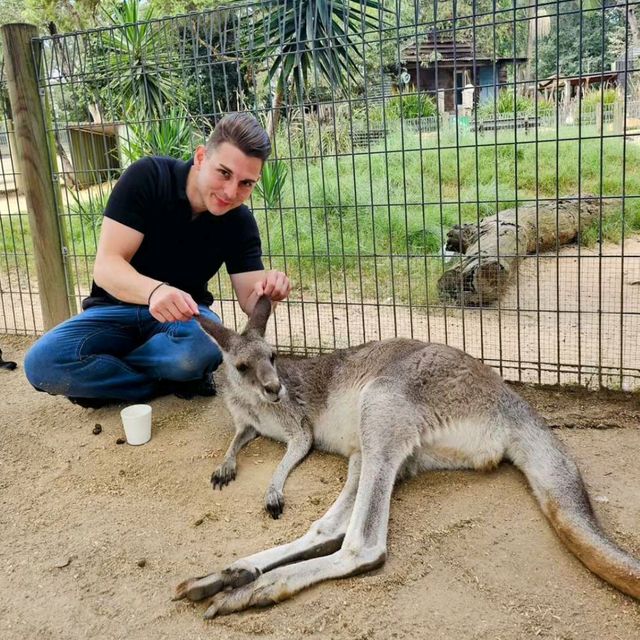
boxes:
[174,561,260,602]
[203,574,281,618]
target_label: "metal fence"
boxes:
[1,0,639,390]
[0,60,41,334]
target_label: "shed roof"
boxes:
[402,36,526,66]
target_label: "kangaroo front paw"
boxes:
[211,460,236,490]
[265,486,284,519]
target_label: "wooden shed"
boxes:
[66,122,121,188]
[401,35,527,112]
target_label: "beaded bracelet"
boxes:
[147,282,169,306]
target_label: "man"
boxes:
[24,112,290,407]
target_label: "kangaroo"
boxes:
[174,295,640,618]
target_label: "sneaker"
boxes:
[169,373,217,400]
[0,349,17,370]
[68,396,113,409]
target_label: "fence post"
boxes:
[1,23,71,329]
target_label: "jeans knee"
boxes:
[24,340,59,391]
[171,341,222,381]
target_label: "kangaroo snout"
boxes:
[255,362,283,402]
[263,380,283,402]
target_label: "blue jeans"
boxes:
[24,304,223,402]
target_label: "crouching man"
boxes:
[24,112,290,408]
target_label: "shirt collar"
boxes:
[174,157,194,201]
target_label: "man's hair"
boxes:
[205,112,271,162]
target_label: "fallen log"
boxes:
[438,197,606,306]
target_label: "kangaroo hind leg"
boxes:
[200,384,419,617]
[174,454,362,604]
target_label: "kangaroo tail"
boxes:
[507,409,640,600]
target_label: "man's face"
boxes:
[193,142,263,215]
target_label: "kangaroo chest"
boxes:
[226,388,362,457]
[312,389,362,457]
[223,394,289,445]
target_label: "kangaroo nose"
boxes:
[264,382,282,396]
[264,382,282,402]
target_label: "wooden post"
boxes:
[1,23,71,329]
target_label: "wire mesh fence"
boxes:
[1,0,639,390]
[0,59,41,335]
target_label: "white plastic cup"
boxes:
[120,404,152,445]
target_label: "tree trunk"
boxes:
[267,84,285,143]
[54,131,78,189]
[438,197,605,306]
[628,6,640,47]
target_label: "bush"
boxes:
[388,90,437,120]
[580,88,618,113]
[478,90,534,117]
[254,159,288,209]
[121,107,201,163]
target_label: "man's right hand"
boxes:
[148,283,200,323]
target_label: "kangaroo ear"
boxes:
[197,315,236,352]
[244,294,272,337]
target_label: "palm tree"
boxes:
[96,0,184,121]
[247,0,388,138]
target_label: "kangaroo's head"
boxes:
[197,295,285,403]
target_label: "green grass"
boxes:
[3,123,639,306]
[252,123,640,302]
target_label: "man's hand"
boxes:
[148,283,200,323]
[252,270,291,302]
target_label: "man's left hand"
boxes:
[253,270,291,302]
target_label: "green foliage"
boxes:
[387,90,437,119]
[66,187,110,244]
[247,0,389,102]
[121,107,200,163]
[580,88,619,112]
[477,91,555,119]
[537,1,626,78]
[248,123,640,303]
[283,104,357,157]
[478,90,534,117]
[254,159,289,209]
[178,9,244,122]
[92,0,185,121]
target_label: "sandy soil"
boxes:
[1,335,639,640]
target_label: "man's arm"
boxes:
[230,270,291,316]
[94,218,199,322]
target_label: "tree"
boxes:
[147,0,227,13]
[89,0,186,122]
[0,0,105,32]
[536,1,626,79]
[524,2,551,83]
[246,0,389,139]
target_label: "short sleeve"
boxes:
[224,206,264,274]
[103,158,158,233]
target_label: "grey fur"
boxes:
[176,298,640,617]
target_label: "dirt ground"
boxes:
[1,335,639,640]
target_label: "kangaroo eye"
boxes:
[236,363,248,373]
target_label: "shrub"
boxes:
[478,90,534,117]
[388,90,437,119]
[121,106,200,163]
[580,87,618,113]
[254,159,288,209]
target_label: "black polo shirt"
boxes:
[83,156,264,310]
